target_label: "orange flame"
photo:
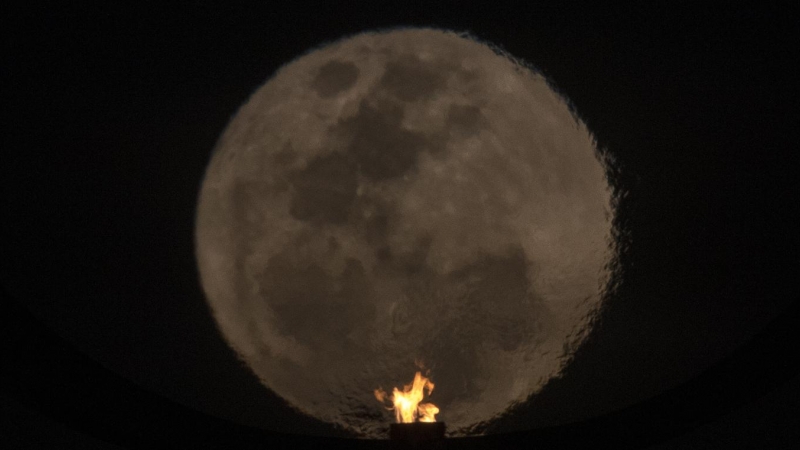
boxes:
[374,371,439,423]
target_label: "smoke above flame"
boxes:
[374,371,440,423]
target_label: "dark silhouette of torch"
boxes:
[390,422,446,449]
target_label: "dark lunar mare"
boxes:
[257,251,376,351]
[288,152,359,225]
[311,60,360,98]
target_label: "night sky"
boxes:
[2,3,798,449]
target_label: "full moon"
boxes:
[195,28,614,437]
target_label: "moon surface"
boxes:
[195,28,614,437]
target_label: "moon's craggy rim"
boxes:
[194,26,624,438]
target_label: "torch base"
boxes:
[390,422,445,449]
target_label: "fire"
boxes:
[374,371,440,423]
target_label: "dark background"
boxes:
[2,2,797,449]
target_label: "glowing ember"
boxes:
[375,371,440,423]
